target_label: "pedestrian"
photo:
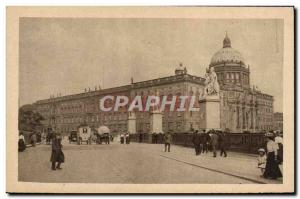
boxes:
[125,132,130,144]
[120,133,124,144]
[152,132,158,144]
[152,132,155,144]
[274,131,283,165]
[263,132,282,179]
[219,131,228,157]
[31,132,37,147]
[210,129,218,157]
[50,133,65,170]
[202,130,210,153]
[139,133,143,143]
[105,134,110,144]
[164,132,172,152]
[257,148,267,176]
[192,130,200,155]
[18,132,26,152]
[198,131,204,154]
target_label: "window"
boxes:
[236,73,240,81]
[226,73,230,79]
[231,73,234,80]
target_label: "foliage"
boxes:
[18,106,44,132]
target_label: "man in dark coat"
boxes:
[139,133,143,143]
[125,132,130,144]
[202,130,211,153]
[210,129,219,157]
[164,132,172,152]
[218,131,228,157]
[192,130,201,155]
[120,133,124,144]
[152,132,158,144]
[50,133,64,170]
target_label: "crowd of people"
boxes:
[191,129,228,157]
[161,129,283,180]
[120,132,131,144]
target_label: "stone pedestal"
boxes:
[150,110,163,133]
[199,95,221,131]
[149,110,163,143]
[127,112,136,134]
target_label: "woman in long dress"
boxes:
[263,133,282,179]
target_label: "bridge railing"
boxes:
[130,132,266,154]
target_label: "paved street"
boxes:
[18,139,282,184]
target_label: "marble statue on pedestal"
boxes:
[204,67,220,96]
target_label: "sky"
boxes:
[19,18,283,112]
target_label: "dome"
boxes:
[210,33,245,66]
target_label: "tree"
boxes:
[18,105,44,132]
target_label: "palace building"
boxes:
[33,34,274,134]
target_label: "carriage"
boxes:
[96,126,110,144]
[68,130,78,143]
[77,125,91,145]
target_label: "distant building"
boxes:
[273,112,283,131]
[33,34,274,134]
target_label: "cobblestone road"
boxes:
[18,140,282,184]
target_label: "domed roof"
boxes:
[210,33,245,66]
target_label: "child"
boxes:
[257,148,267,176]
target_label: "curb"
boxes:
[159,154,267,184]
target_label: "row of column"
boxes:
[235,105,258,131]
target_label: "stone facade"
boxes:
[33,34,275,134]
[273,112,283,131]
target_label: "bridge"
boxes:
[18,139,282,184]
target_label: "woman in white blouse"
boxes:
[263,133,282,179]
[18,132,26,152]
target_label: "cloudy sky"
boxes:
[19,18,283,112]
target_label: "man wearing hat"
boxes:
[164,131,172,152]
[219,131,229,157]
[50,132,65,170]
